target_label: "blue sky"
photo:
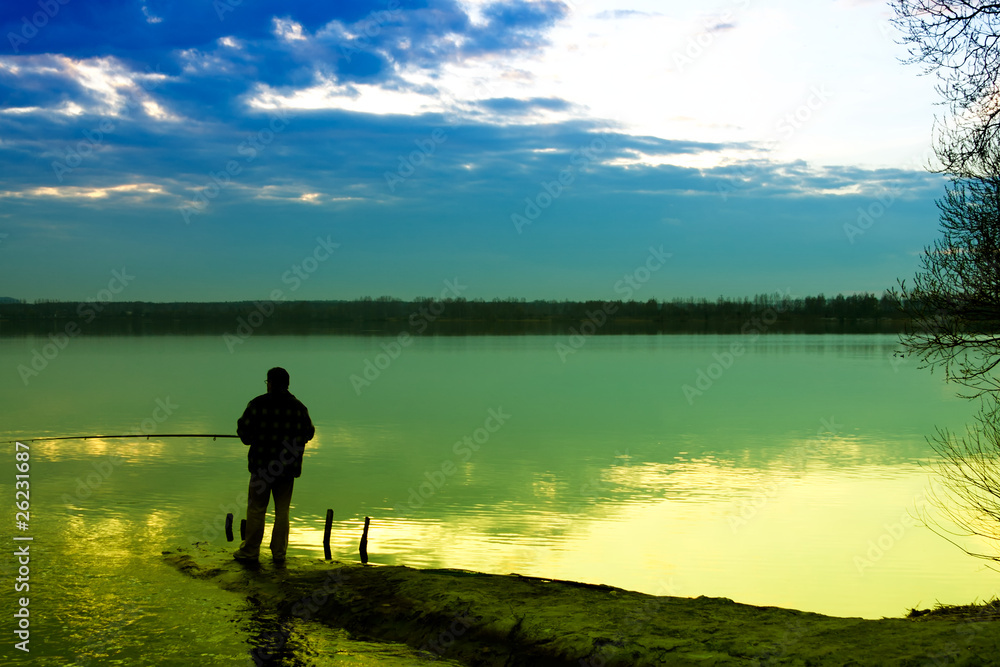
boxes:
[0,0,946,302]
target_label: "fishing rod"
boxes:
[2,434,240,444]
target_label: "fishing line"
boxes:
[2,434,240,444]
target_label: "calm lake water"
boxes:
[2,333,998,663]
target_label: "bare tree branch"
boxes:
[893,1,1000,176]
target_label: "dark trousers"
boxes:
[235,473,294,560]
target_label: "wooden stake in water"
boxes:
[225,513,234,542]
[360,517,370,564]
[323,509,334,560]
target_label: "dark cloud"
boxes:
[0,82,941,212]
[706,22,736,33]
[464,1,568,53]
[478,96,572,114]
[317,0,569,82]
[1,0,568,98]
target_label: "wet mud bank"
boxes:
[164,545,1000,665]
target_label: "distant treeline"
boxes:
[0,292,910,336]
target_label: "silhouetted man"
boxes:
[233,367,314,564]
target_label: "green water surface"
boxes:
[1,333,996,663]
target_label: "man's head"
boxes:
[266,367,290,392]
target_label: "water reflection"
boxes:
[28,508,250,665]
[243,600,309,666]
[237,570,469,666]
[2,332,998,665]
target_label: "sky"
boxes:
[0,0,950,302]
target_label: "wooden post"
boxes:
[359,516,370,564]
[240,519,246,540]
[225,513,234,542]
[323,509,334,560]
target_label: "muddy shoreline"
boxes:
[164,544,1000,665]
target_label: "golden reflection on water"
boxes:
[21,426,1000,624]
[28,437,168,464]
[36,505,247,664]
[276,452,999,620]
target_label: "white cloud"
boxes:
[223,0,938,170]
[0,183,170,201]
[247,184,367,205]
[141,2,163,24]
[0,55,173,121]
[246,75,450,116]
[273,17,307,42]
[1,101,85,117]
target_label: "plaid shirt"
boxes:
[237,390,315,479]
